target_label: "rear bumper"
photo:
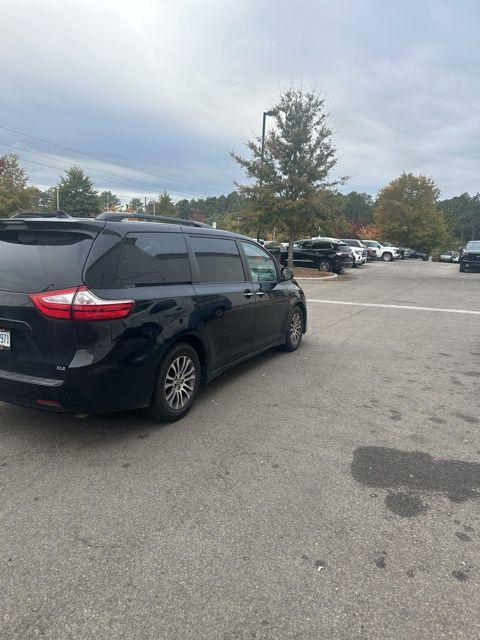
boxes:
[334,259,353,271]
[0,359,157,415]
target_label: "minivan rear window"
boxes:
[118,232,191,286]
[0,229,94,293]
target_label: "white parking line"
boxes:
[306,299,480,316]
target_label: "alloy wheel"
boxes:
[318,260,330,272]
[164,355,196,409]
[289,311,302,346]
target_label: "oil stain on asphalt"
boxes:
[351,446,480,516]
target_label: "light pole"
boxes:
[258,110,275,241]
[261,110,275,163]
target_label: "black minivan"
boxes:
[0,213,306,421]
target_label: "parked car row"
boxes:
[266,235,480,275]
[264,237,410,273]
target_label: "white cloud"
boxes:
[1,0,479,198]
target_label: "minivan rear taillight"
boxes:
[29,286,134,321]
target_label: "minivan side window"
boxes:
[241,241,277,282]
[119,232,191,286]
[189,236,245,283]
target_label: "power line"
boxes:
[10,155,159,200]
[0,140,182,195]
[0,125,228,194]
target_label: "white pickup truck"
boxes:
[361,240,401,262]
[341,239,367,267]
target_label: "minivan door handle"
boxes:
[243,290,254,298]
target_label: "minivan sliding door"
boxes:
[188,235,255,370]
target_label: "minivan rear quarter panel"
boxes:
[0,222,101,383]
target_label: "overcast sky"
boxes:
[1,0,479,203]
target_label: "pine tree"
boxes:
[156,191,176,217]
[99,190,121,211]
[57,167,101,217]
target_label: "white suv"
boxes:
[341,239,367,267]
[361,240,401,262]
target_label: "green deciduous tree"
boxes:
[233,88,340,267]
[0,154,38,217]
[57,167,101,217]
[374,173,448,253]
[175,191,249,229]
[313,189,353,238]
[438,193,480,244]
[175,199,191,218]
[37,187,57,212]
[342,191,374,224]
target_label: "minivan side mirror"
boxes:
[282,267,294,281]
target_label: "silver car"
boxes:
[439,251,460,263]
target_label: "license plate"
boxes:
[0,329,11,350]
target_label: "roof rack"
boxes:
[96,212,209,228]
[9,210,73,219]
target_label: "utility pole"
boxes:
[153,201,156,215]
[144,196,147,213]
[56,188,60,211]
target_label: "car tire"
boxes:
[352,259,358,268]
[317,258,332,272]
[382,252,393,262]
[283,306,304,352]
[145,342,201,422]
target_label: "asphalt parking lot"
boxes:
[1,260,480,640]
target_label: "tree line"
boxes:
[1,88,479,263]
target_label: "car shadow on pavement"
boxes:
[0,346,295,446]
